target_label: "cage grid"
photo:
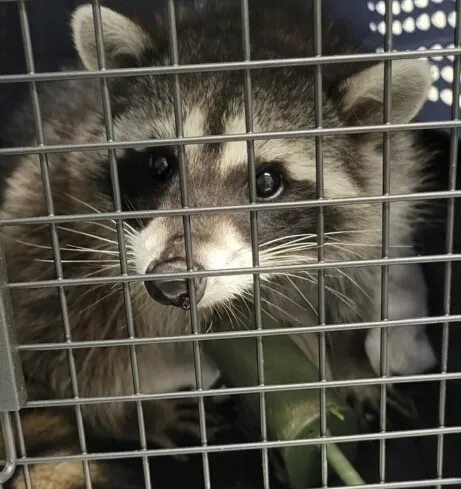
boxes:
[0,0,461,489]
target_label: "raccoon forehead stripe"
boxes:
[219,116,358,199]
[113,105,205,143]
[183,107,207,138]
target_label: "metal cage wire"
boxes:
[0,0,461,489]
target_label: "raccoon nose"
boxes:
[144,261,207,310]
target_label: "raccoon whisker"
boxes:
[61,192,138,236]
[260,253,313,264]
[80,286,125,314]
[283,272,362,304]
[259,238,317,254]
[227,236,316,265]
[325,239,400,263]
[2,236,115,258]
[229,298,249,329]
[240,294,254,319]
[77,283,113,303]
[261,255,317,266]
[229,303,248,330]
[283,268,373,302]
[122,196,147,231]
[279,271,349,302]
[62,243,120,255]
[259,233,317,249]
[261,281,318,317]
[80,265,121,279]
[35,259,121,264]
[283,276,318,316]
[262,258,316,266]
[239,291,279,325]
[282,275,336,353]
[227,234,317,263]
[225,244,257,264]
[3,236,57,251]
[131,295,152,325]
[324,229,380,237]
[111,272,139,288]
[57,226,119,247]
[221,302,239,330]
[61,191,110,216]
[236,306,253,328]
[281,271,367,313]
[260,244,318,256]
[205,317,214,334]
[105,301,126,334]
[263,296,306,326]
[259,233,317,248]
[326,268,373,303]
[325,237,413,250]
[324,291,365,321]
[129,289,144,304]
[323,285,363,313]
[252,294,306,327]
[213,306,225,329]
[221,302,234,327]
[92,220,138,241]
[230,292,254,323]
[89,220,119,234]
[76,283,122,312]
[324,242,371,261]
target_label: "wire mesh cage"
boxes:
[1,0,461,489]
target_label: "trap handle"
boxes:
[0,413,16,486]
[0,235,26,486]
[0,235,26,413]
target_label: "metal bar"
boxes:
[3,120,461,156]
[14,310,461,351]
[11,370,461,409]
[239,1,270,486]
[311,1,328,485]
[1,47,461,84]
[0,233,26,412]
[16,3,93,488]
[2,188,461,227]
[379,0,394,482]
[5,252,461,290]
[3,428,461,465]
[13,412,32,489]
[437,1,461,486]
[165,1,211,484]
[0,413,16,485]
[89,2,153,487]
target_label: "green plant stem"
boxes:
[324,443,365,486]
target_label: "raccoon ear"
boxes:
[71,4,151,70]
[338,59,431,126]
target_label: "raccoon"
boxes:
[0,0,435,467]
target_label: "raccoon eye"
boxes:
[148,153,174,181]
[256,169,283,199]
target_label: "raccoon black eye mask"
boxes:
[0,0,435,460]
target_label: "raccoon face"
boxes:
[68,3,431,316]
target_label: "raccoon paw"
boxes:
[146,395,230,460]
[173,397,227,439]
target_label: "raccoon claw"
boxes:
[174,396,230,441]
[147,396,230,461]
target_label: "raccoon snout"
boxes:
[144,260,207,310]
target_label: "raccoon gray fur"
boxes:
[0,0,433,454]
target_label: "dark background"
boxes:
[1,1,461,488]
